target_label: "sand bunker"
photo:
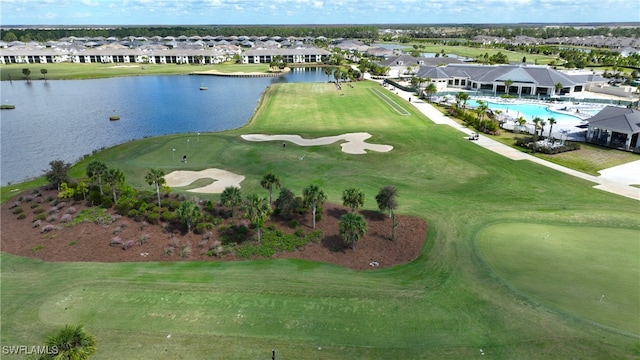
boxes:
[164,169,244,194]
[241,132,393,154]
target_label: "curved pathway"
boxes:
[380,81,639,201]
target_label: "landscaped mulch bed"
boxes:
[1,187,427,271]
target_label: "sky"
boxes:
[1,0,639,26]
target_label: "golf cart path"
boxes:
[384,83,639,201]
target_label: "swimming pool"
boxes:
[466,99,586,126]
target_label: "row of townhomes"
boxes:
[0,35,332,65]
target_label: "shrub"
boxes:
[33,213,47,221]
[289,219,299,228]
[109,237,123,247]
[202,231,213,241]
[41,224,56,233]
[163,246,174,256]
[179,243,192,258]
[294,228,305,238]
[101,198,114,209]
[146,212,159,225]
[33,220,42,228]
[122,240,135,250]
[32,244,44,253]
[9,201,20,209]
[33,206,45,214]
[47,214,58,222]
[12,207,24,215]
[127,209,140,220]
[138,234,150,245]
[56,201,67,209]
[68,241,77,246]
[60,213,74,223]
[66,206,77,214]
[30,202,39,209]
[47,207,58,215]
[17,213,26,220]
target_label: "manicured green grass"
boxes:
[477,223,640,335]
[0,62,271,81]
[2,81,640,359]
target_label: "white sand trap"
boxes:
[241,132,393,154]
[164,169,244,194]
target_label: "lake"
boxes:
[0,67,333,185]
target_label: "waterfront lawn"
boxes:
[2,81,640,359]
[0,62,271,81]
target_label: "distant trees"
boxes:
[45,160,71,191]
[22,68,30,81]
[40,68,48,81]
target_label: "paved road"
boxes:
[381,83,640,201]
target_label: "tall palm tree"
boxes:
[42,324,97,360]
[455,92,470,113]
[324,66,334,81]
[220,186,242,217]
[145,168,166,207]
[342,187,365,212]
[86,160,107,196]
[339,212,367,250]
[260,173,280,205]
[516,116,527,133]
[532,117,542,142]
[242,194,271,243]
[103,168,125,204]
[303,184,327,229]
[424,82,438,102]
[547,117,557,140]
[555,82,564,96]
[539,119,547,138]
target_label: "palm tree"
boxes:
[424,82,438,102]
[555,82,564,96]
[547,117,557,140]
[103,168,125,204]
[339,212,367,250]
[539,119,547,138]
[220,186,242,217]
[455,92,470,113]
[22,68,31,81]
[516,116,527,133]
[303,184,327,229]
[342,187,365,212]
[145,168,166,207]
[42,324,97,360]
[260,173,280,205]
[40,68,48,81]
[532,117,542,142]
[176,200,201,234]
[86,160,107,196]
[503,79,514,95]
[324,66,334,81]
[242,194,271,243]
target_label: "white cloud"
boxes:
[81,0,99,6]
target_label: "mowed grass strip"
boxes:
[369,87,411,115]
[3,80,640,359]
[477,223,640,335]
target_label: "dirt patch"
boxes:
[1,188,426,271]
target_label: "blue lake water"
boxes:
[0,67,333,185]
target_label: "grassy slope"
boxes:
[2,81,640,359]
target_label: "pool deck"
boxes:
[377,81,640,201]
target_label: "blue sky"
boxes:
[1,0,639,26]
